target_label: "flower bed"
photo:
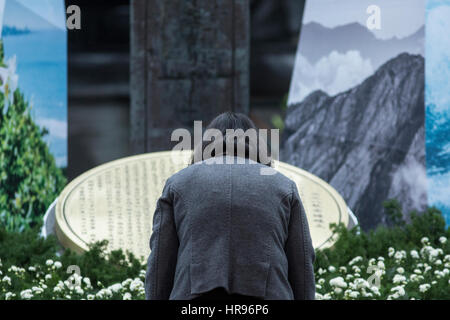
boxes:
[1,201,449,300]
[315,236,449,300]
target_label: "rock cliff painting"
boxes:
[282,0,426,230]
[0,0,67,167]
[426,1,450,226]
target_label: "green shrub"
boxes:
[314,200,450,300]
[315,200,449,269]
[1,200,449,300]
[0,40,66,232]
[0,226,146,300]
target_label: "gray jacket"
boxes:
[145,156,315,300]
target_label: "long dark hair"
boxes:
[191,112,272,166]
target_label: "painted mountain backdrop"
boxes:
[300,22,424,69]
[282,53,426,230]
[288,22,425,105]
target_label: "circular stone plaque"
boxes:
[55,151,349,259]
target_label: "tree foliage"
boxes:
[0,40,66,232]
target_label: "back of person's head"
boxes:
[191,112,272,166]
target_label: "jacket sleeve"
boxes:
[145,180,179,300]
[285,182,316,300]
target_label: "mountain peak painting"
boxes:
[283,0,427,230]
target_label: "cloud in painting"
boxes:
[36,118,67,140]
[288,50,374,105]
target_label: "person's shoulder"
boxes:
[166,163,195,184]
[165,161,212,185]
[233,161,297,196]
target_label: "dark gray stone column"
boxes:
[130,0,250,154]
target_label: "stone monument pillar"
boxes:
[130,0,250,154]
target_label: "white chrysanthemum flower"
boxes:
[28,266,36,272]
[5,292,15,300]
[339,266,347,273]
[65,295,71,299]
[2,276,12,285]
[394,251,406,261]
[32,286,44,294]
[53,286,62,293]
[130,279,144,292]
[348,291,359,299]
[315,293,324,300]
[421,237,430,245]
[45,260,54,266]
[439,236,447,244]
[391,285,405,296]
[329,276,347,288]
[316,284,322,290]
[109,283,122,293]
[87,294,95,300]
[45,274,52,281]
[54,261,62,269]
[121,278,133,287]
[20,290,33,300]
[328,266,336,273]
[388,247,395,257]
[104,289,113,297]
[414,269,421,274]
[393,274,407,284]
[351,265,361,273]
[377,261,385,269]
[409,274,424,282]
[334,287,343,294]
[396,267,405,274]
[83,277,92,288]
[318,278,325,285]
[139,270,146,278]
[75,287,84,295]
[419,284,431,293]
[434,259,442,266]
[354,278,370,289]
[410,250,420,259]
[8,266,18,273]
[371,286,381,295]
[123,292,132,300]
[322,293,332,300]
